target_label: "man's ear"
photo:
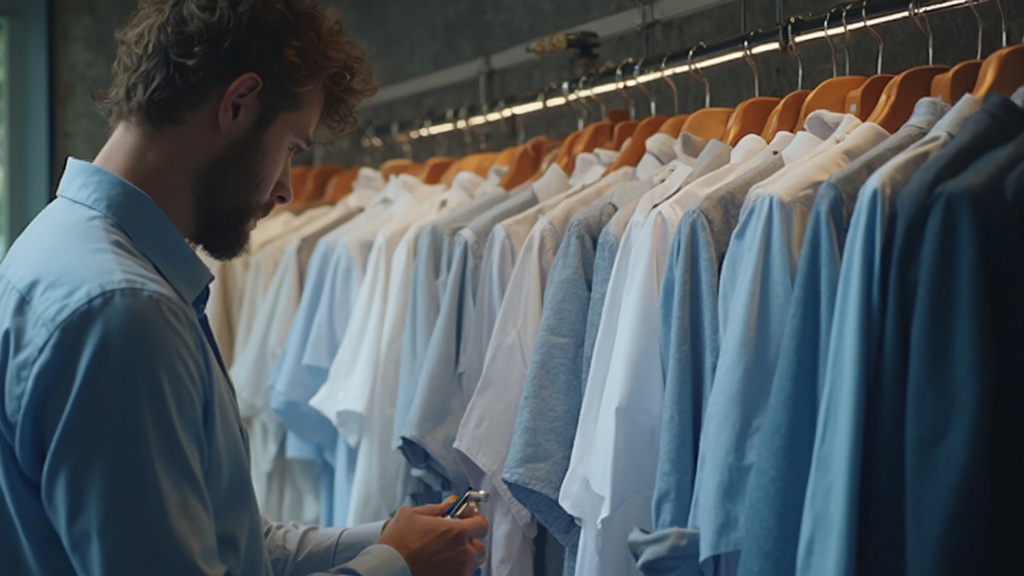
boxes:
[218,72,264,135]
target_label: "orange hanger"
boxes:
[931,60,981,104]
[972,43,1024,98]
[439,152,499,187]
[291,165,343,211]
[658,114,690,137]
[604,115,667,174]
[553,131,582,174]
[420,157,457,185]
[611,120,639,150]
[499,137,549,191]
[866,65,948,132]
[380,158,414,179]
[845,74,894,119]
[681,107,734,141]
[723,97,779,145]
[323,168,359,204]
[289,166,312,204]
[795,76,867,129]
[761,90,810,140]
[558,121,615,175]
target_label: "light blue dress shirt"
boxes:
[0,158,405,575]
[631,150,788,576]
[392,188,506,470]
[689,116,889,570]
[401,181,553,492]
[863,94,1024,576]
[795,94,983,576]
[735,97,947,576]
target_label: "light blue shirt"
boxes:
[400,180,553,492]
[392,189,506,469]
[689,116,889,568]
[736,97,947,576]
[0,158,405,575]
[796,95,983,576]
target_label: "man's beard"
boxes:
[192,127,276,261]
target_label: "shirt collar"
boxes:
[901,96,951,133]
[56,157,214,310]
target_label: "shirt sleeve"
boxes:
[24,289,233,575]
[262,518,409,576]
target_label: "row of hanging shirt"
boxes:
[204,82,1024,576]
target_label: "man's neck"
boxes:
[93,121,206,240]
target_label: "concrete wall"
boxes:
[50,0,1024,173]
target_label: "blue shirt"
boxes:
[736,97,947,576]
[0,158,404,575]
[501,184,641,550]
[864,94,1024,575]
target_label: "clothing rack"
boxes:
[365,0,1000,145]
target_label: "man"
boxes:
[0,1,487,574]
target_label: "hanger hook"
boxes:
[861,0,884,74]
[787,18,804,90]
[585,74,609,120]
[562,80,588,130]
[908,0,933,65]
[688,41,711,108]
[824,7,838,78]
[841,3,853,76]
[743,35,760,97]
[615,58,638,120]
[993,0,1007,47]
[633,58,657,116]
[660,53,680,115]
[968,0,984,59]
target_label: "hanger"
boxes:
[290,165,343,211]
[659,53,680,116]
[323,167,360,203]
[931,0,983,104]
[380,158,415,179]
[499,135,555,190]
[289,166,313,204]
[601,60,669,174]
[971,0,1023,98]
[844,3,893,119]
[794,7,867,127]
[762,19,810,140]
[724,35,779,145]
[438,152,499,187]
[865,2,948,131]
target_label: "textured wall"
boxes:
[50,0,1024,174]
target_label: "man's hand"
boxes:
[378,502,488,576]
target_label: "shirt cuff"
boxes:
[331,544,411,576]
[331,520,387,565]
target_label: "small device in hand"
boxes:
[443,490,489,519]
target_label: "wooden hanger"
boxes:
[553,131,583,174]
[439,152,499,187]
[289,166,312,204]
[972,43,1024,98]
[380,158,414,179]
[323,167,359,204]
[558,121,615,175]
[723,97,779,145]
[845,74,893,119]
[611,120,639,150]
[603,115,667,174]
[420,157,457,185]
[760,90,809,141]
[931,60,981,104]
[291,165,343,211]
[795,76,867,129]
[499,136,552,190]
[866,65,948,132]
[658,114,690,137]
[681,107,734,141]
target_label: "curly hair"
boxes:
[96,0,377,133]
